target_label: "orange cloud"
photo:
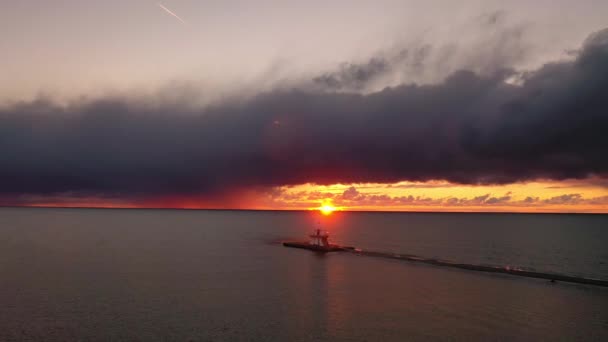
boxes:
[263,181,608,213]
[3,180,607,214]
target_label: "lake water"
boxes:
[0,207,607,341]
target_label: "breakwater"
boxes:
[346,248,608,287]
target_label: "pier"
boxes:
[282,229,350,252]
[346,248,608,288]
[283,230,608,288]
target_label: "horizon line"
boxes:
[1,205,605,215]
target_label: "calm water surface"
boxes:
[0,208,607,341]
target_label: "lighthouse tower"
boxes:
[309,228,330,248]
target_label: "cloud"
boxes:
[0,27,607,201]
[285,186,608,209]
[341,186,361,200]
[311,10,531,92]
[386,182,456,189]
[313,57,391,92]
[542,194,583,205]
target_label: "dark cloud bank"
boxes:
[1,28,608,200]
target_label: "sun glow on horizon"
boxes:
[319,204,337,215]
[7,179,607,214]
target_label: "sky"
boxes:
[1,0,607,213]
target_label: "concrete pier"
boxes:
[348,248,608,287]
[283,242,608,287]
[282,241,346,252]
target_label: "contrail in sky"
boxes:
[157,2,187,24]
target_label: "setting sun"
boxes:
[319,204,336,215]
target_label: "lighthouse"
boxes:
[309,229,330,248]
[283,222,349,252]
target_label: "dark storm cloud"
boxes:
[311,11,529,92]
[1,28,607,198]
[313,57,391,91]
